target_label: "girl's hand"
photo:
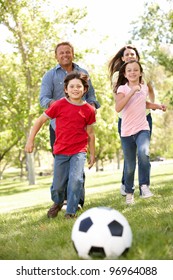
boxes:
[131,85,141,96]
[160,104,166,111]
[133,85,141,92]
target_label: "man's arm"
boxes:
[85,78,100,109]
[39,71,55,108]
[76,66,100,109]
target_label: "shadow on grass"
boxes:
[0,177,52,196]
[1,170,173,198]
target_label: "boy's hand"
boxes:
[88,155,95,169]
[25,141,34,153]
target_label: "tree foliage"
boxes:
[131,0,173,158]
[0,0,89,181]
[1,0,173,181]
[88,66,121,171]
[0,0,121,180]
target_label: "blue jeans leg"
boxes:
[118,117,125,185]
[121,130,150,194]
[136,130,150,187]
[146,113,152,137]
[119,115,152,186]
[66,153,86,215]
[50,153,86,215]
[50,154,70,205]
[121,136,136,194]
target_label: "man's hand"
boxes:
[90,103,97,114]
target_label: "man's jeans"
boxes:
[50,153,86,214]
[121,130,150,194]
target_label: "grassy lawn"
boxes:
[0,160,173,260]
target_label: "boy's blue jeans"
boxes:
[121,130,150,194]
[50,153,86,215]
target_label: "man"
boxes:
[40,41,100,208]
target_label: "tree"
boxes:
[88,66,121,171]
[0,0,88,183]
[130,0,173,158]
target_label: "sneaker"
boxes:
[126,193,134,205]
[77,204,82,211]
[140,185,153,198]
[62,200,67,210]
[120,184,126,196]
[62,202,82,211]
[65,214,76,219]
[47,203,63,218]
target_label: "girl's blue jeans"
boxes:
[121,130,150,194]
[118,114,152,186]
[50,152,86,215]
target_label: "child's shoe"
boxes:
[140,185,153,198]
[120,184,126,196]
[126,193,134,205]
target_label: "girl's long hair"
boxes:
[114,60,143,93]
[108,45,140,83]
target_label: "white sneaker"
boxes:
[126,193,134,205]
[62,200,67,210]
[62,201,82,211]
[120,184,126,196]
[140,185,153,198]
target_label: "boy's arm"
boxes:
[25,114,49,153]
[86,124,95,169]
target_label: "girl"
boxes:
[25,71,96,218]
[108,45,155,196]
[114,60,166,205]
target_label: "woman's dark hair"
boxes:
[108,45,140,83]
[114,60,143,93]
[64,71,89,97]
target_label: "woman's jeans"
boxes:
[121,130,150,194]
[50,153,86,214]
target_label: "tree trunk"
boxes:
[95,159,99,172]
[116,151,121,169]
[26,153,35,185]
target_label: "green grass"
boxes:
[0,161,173,260]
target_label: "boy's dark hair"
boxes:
[114,60,143,93]
[64,71,89,97]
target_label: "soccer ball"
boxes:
[71,206,132,259]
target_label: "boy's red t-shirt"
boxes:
[44,97,96,155]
